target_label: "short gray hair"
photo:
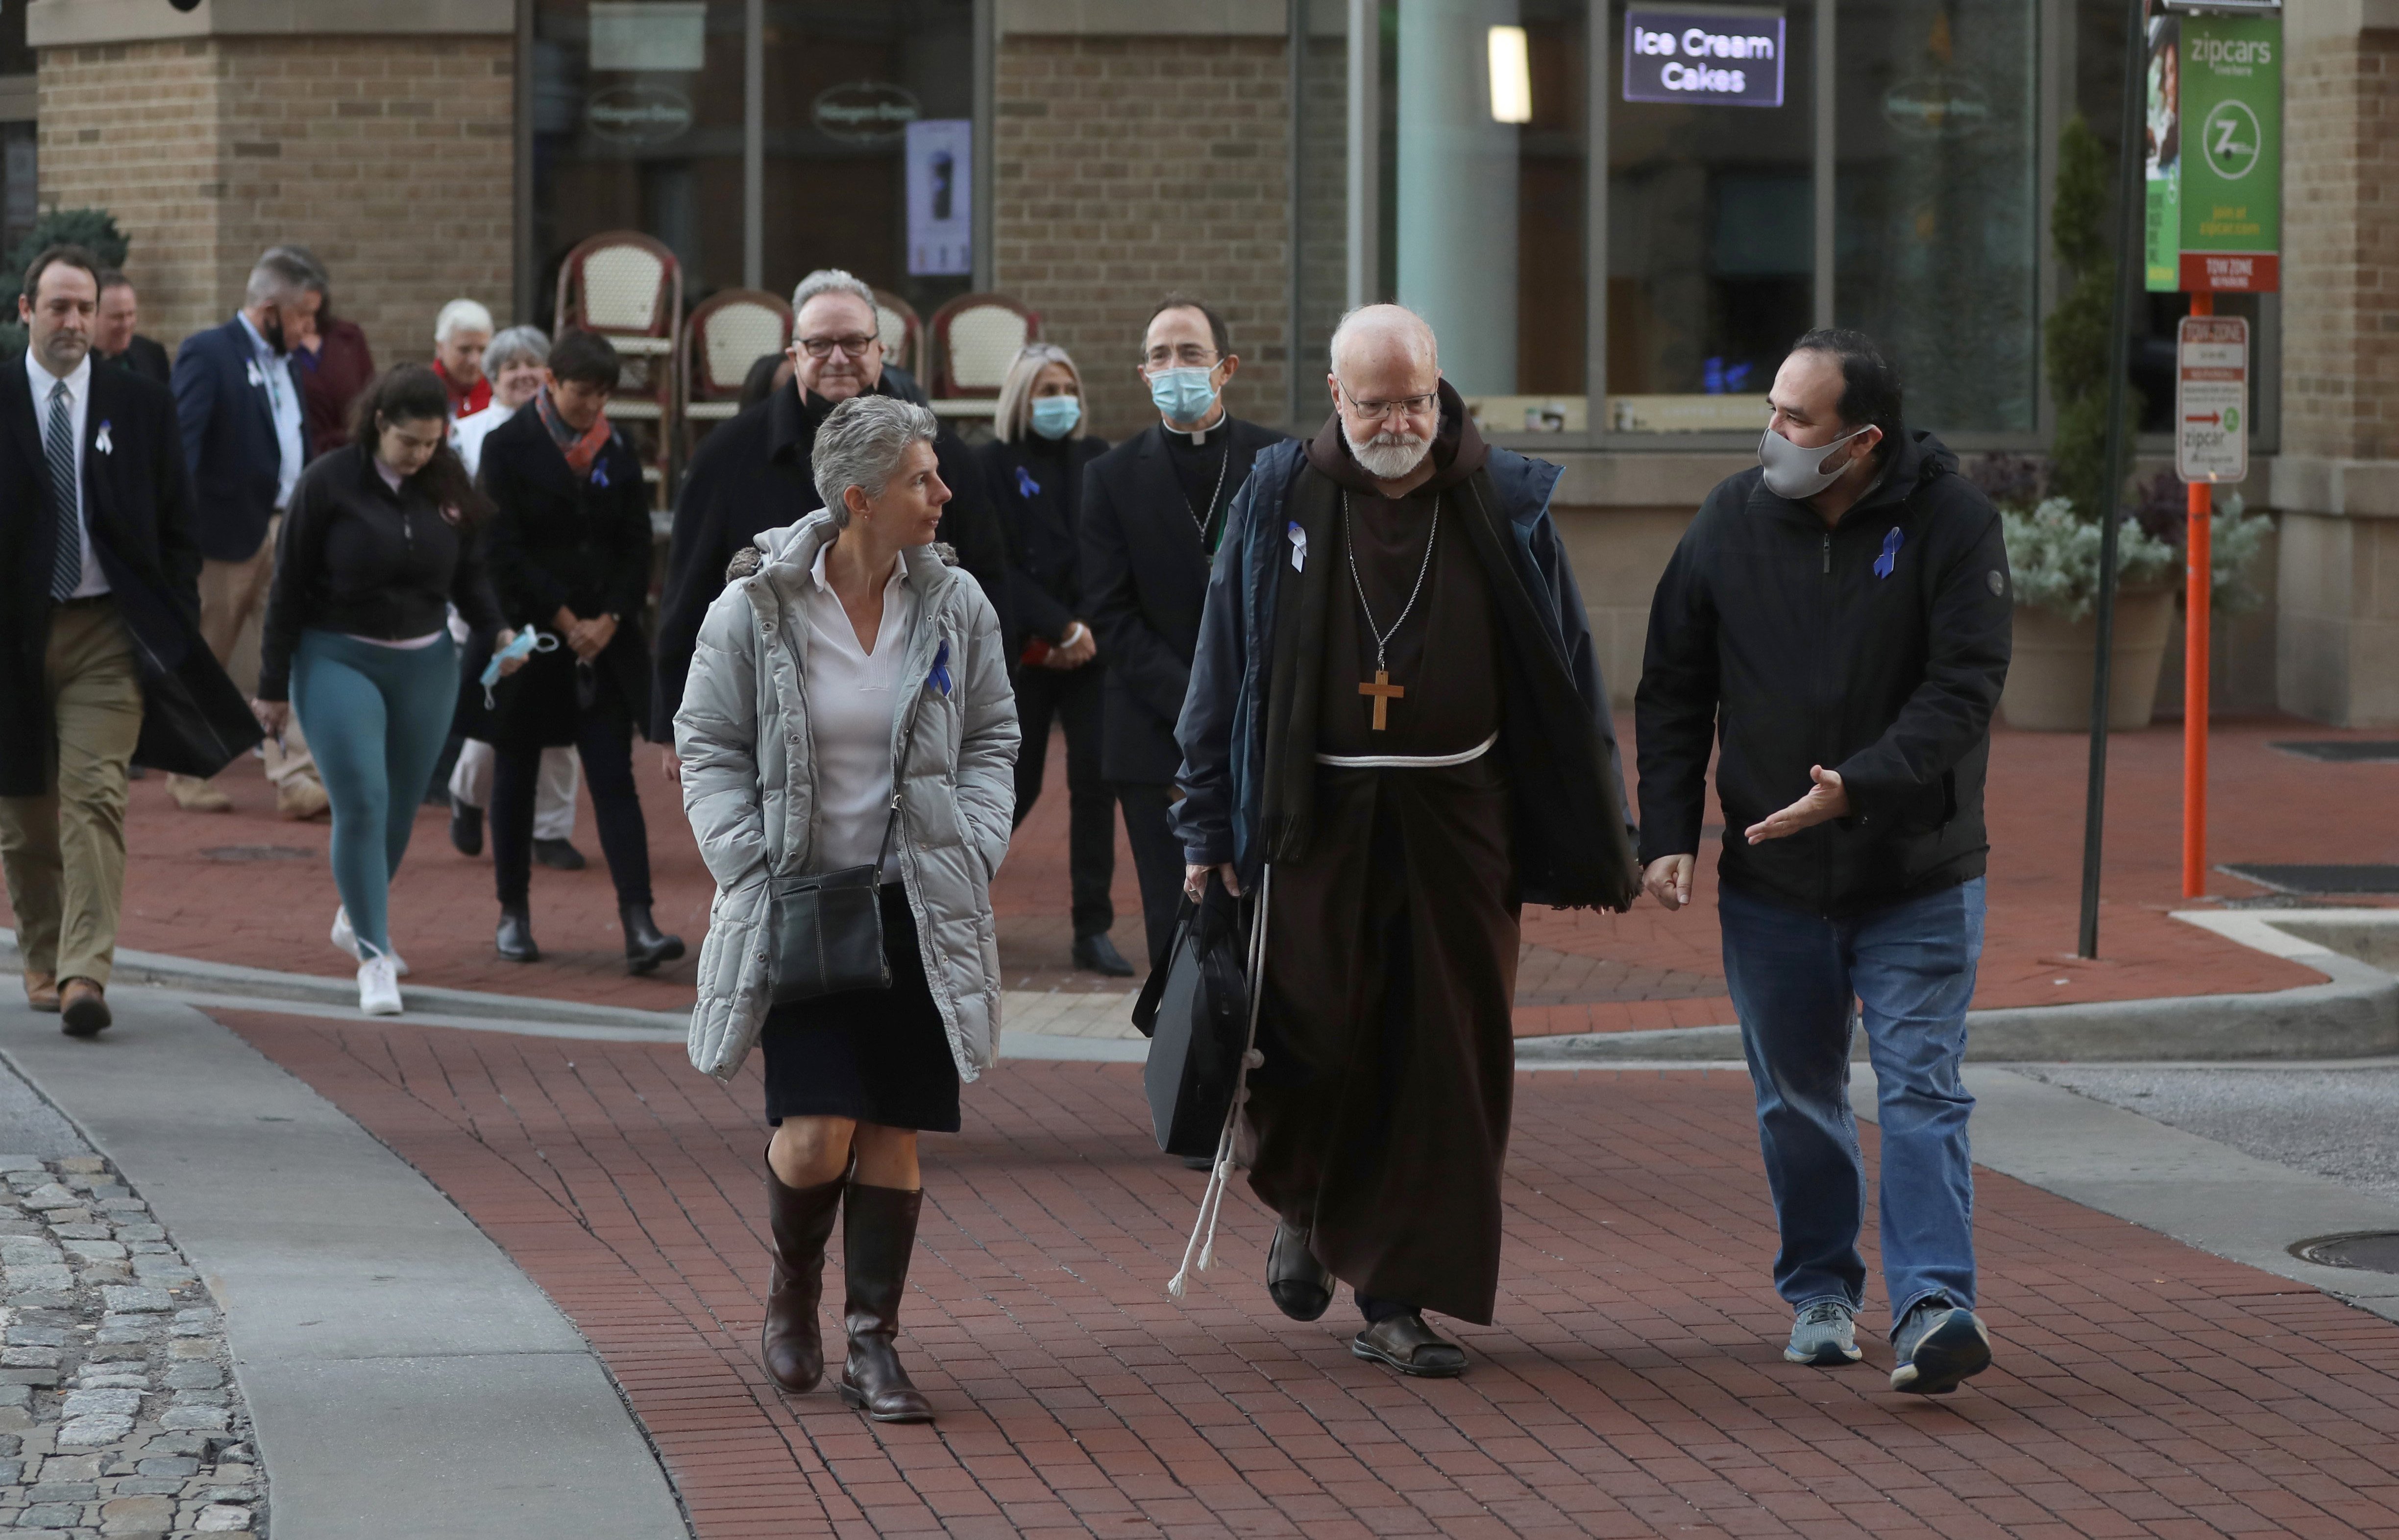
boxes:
[485,325,551,376]
[812,395,939,528]
[245,249,314,309]
[435,297,495,344]
[791,268,878,320]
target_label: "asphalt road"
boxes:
[2024,1060,2399,1207]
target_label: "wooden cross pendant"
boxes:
[1359,669,1404,732]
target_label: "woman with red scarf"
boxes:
[474,330,683,973]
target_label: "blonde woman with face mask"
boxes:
[975,343,1131,976]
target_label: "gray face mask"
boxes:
[1758,424,1868,500]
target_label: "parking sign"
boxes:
[2176,316,2248,483]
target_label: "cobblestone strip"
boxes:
[0,1155,262,1539]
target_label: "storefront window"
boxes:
[531,1,975,323]
[1833,0,2039,434]
[1605,0,1814,432]
[1385,0,1588,428]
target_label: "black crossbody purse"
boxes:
[766,725,914,1006]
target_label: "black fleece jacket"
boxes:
[258,442,501,702]
[1634,430,2012,916]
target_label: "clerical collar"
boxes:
[1163,412,1228,447]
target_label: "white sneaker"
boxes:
[331,907,408,976]
[357,950,403,1017]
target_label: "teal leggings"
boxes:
[290,629,459,957]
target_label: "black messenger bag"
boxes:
[1131,875,1253,1157]
[767,718,916,1005]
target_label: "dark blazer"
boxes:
[649,377,1012,741]
[98,336,172,390]
[1077,417,1287,784]
[979,432,1107,656]
[0,359,261,795]
[477,404,656,749]
[171,317,304,563]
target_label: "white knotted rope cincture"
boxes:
[1167,864,1272,1299]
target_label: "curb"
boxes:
[1517,909,2399,1066]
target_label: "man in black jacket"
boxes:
[93,271,171,389]
[1077,295,1286,970]
[650,269,1008,765]
[1,245,255,1036]
[1635,329,2011,1396]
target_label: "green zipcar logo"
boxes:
[2203,100,2262,180]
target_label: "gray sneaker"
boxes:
[1889,1298,1992,1394]
[1784,1299,1862,1366]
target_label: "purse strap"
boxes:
[867,697,921,891]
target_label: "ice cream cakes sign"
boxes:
[1622,6,1786,108]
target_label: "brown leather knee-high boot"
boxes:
[836,1183,935,1423]
[763,1157,846,1393]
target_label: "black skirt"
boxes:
[759,886,963,1132]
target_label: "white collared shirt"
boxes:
[25,348,106,598]
[802,542,917,878]
[236,311,305,510]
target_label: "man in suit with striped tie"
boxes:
[0,244,218,1036]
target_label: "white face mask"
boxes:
[1758,423,1869,500]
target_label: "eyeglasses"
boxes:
[1338,384,1439,420]
[797,334,879,359]
[1142,345,1221,369]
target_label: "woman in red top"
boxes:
[432,297,494,417]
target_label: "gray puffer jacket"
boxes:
[675,513,1019,1083]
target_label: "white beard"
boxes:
[1344,421,1433,481]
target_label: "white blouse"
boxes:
[803,543,917,877]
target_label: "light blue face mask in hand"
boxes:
[1029,394,1082,440]
[1148,366,1220,427]
[481,626,560,709]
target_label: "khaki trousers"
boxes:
[186,522,315,788]
[0,599,145,987]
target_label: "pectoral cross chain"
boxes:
[1359,670,1405,731]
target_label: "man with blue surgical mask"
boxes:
[1078,295,1288,988]
[1635,330,2012,1395]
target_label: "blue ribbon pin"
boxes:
[929,639,953,697]
[1015,465,1040,499]
[1873,526,1902,580]
[589,460,610,489]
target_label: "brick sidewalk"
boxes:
[223,1009,2399,1540]
[6,717,2385,1030]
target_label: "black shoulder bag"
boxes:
[766,723,914,1006]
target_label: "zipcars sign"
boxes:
[1623,6,1786,108]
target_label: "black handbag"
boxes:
[767,717,917,1006]
[1132,874,1253,1158]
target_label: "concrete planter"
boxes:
[1999,587,2179,732]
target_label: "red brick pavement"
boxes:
[12,717,2387,1030]
[227,1008,2399,1540]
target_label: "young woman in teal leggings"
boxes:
[252,366,521,1015]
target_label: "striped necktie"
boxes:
[45,379,82,602]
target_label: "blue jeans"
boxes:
[1717,877,1984,1329]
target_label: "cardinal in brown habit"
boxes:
[1172,305,1639,1375]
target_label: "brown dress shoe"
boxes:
[59,978,111,1038]
[1351,1312,1469,1377]
[23,973,60,1013]
[836,1184,935,1422]
[761,1161,846,1393]
[166,774,233,812]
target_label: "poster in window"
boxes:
[1622,7,1786,108]
[906,120,973,278]
[590,2,707,73]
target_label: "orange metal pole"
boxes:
[2182,292,2213,899]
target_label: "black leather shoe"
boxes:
[533,837,587,871]
[1267,1222,1334,1322]
[1352,1313,1468,1377]
[621,904,686,975]
[449,802,483,857]
[1072,932,1136,977]
[495,906,540,963]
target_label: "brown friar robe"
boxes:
[1241,403,1520,1325]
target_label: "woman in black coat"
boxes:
[475,329,683,972]
[976,344,1124,976]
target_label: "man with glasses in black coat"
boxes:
[1078,295,1287,973]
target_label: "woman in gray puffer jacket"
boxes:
[675,395,1017,1425]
